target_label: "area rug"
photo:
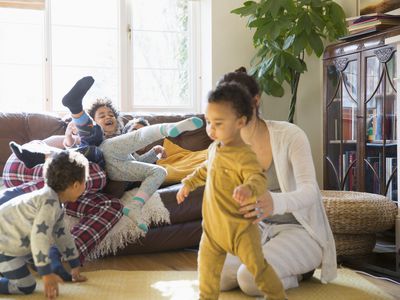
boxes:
[64,188,170,260]
[3,268,394,300]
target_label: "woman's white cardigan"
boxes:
[266,120,337,283]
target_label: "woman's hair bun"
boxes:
[235,66,247,73]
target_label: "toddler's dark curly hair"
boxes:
[87,98,119,120]
[44,151,88,193]
[207,81,253,124]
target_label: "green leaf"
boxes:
[231,1,258,16]
[308,33,324,56]
[281,0,296,12]
[305,44,313,56]
[256,46,269,58]
[259,0,273,16]
[266,79,285,97]
[268,21,282,40]
[310,0,323,7]
[264,40,279,53]
[254,24,270,43]
[269,1,282,18]
[283,35,295,50]
[292,33,307,56]
[282,52,305,72]
[299,14,313,34]
[330,2,346,19]
[258,57,274,78]
[248,17,268,28]
[309,9,324,29]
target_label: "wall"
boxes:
[201,0,292,119]
[202,0,357,187]
[200,0,256,111]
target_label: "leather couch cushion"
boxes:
[0,113,65,174]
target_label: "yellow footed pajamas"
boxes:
[198,228,286,300]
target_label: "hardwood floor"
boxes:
[81,250,400,299]
[82,250,198,272]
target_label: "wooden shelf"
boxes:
[324,28,399,280]
[329,140,357,144]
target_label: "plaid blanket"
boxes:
[3,154,106,194]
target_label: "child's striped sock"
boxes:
[0,278,9,294]
[123,196,148,232]
[160,117,203,137]
[49,246,72,281]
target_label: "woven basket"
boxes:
[321,190,397,234]
[334,233,376,256]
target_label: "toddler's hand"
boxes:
[153,145,167,159]
[65,122,78,137]
[43,273,63,300]
[233,185,253,204]
[71,267,87,282]
[177,185,190,204]
[64,122,81,147]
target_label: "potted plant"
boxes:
[232,0,347,123]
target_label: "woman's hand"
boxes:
[153,145,167,159]
[43,273,63,299]
[239,191,274,224]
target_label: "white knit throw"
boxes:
[64,188,170,260]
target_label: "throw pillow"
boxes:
[157,138,207,184]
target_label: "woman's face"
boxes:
[93,106,118,135]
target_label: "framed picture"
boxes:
[358,0,400,15]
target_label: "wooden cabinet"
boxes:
[323,28,400,279]
[323,30,398,203]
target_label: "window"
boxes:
[50,0,119,112]
[0,0,200,113]
[129,0,200,112]
[0,7,45,112]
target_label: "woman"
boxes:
[217,68,336,295]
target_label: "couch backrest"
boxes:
[119,113,211,152]
[0,113,66,174]
[0,112,211,175]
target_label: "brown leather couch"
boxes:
[0,112,212,255]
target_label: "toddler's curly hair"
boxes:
[208,82,253,124]
[44,151,88,193]
[87,98,119,120]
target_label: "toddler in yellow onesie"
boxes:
[177,82,286,300]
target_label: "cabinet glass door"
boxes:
[325,55,358,191]
[363,47,397,201]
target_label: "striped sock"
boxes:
[122,198,148,232]
[160,117,203,137]
[0,277,9,294]
[49,246,72,282]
